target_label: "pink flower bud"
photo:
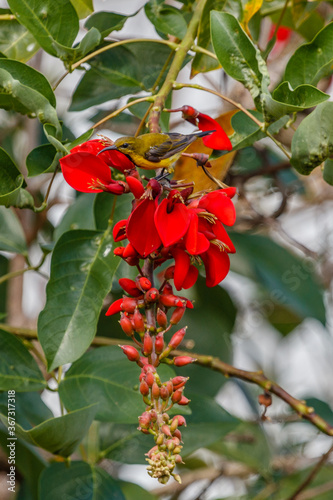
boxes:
[133,308,145,333]
[174,454,183,464]
[152,382,160,400]
[146,371,155,387]
[168,327,187,349]
[155,333,164,354]
[140,380,150,396]
[172,415,186,427]
[173,356,196,367]
[166,381,173,394]
[171,376,188,390]
[161,424,172,437]
[178,395,190,405]
[143,364,156,373]
[160,385,169,400]
[120,345,140,362]
[173,429,182,441]
[171,389,183,404]
[119,313,133,336]
[138,411,151,428]
[143,333,153,356]
[170,306,186,325]
[156,308,168,328]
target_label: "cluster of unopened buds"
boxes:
[59,105,236,483]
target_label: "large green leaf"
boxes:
[0,391,53,429]
[39,461,125,500]
[285,22,333,88]
[7,0,78,56]
[59,346,176,423]
[85,11,134,38]
[0,206,27,254]
[70,0,93,19]
[211,11,269,101]
[38,229,120,371]
[145,0,187,39]
[0,147,35,209]
[0,329,46,391]
[0,8,39,62]
[70,42,173,111]
[323,158,333,186]
[291,101,333,175]
[230,232,326,325]
[0,404,97,457]
[54,193,96,241]
[26,144,59,177]
[230,111,288,150]
[0,59,60,136]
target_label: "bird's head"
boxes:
[97,136,137,157]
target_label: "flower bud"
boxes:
[171,389,183,404]
[166,381,173,394]
[168,327,187,349]
[106,298,123,316]
[258,393,272,407]
[145,288,160,303]
[121,297,138,313]
[156,434,164,446]
[123,242,138,258]
[170,306,186,325]
[164,266,175,280]
[138,411,151,428]
[178,395,190,405]
[156,308,168,329]
[173,356,196,367]
[146,371,155,387]
[136,276,152,291]
[152,382,160,400]
[173,429,182,441]
[159,294,184,308]
[160,385,169,400]
[140,380,150,396]
[155,333,164,354]
[119,278,142,297]
[120,345,140,362]
[133,308,145,333]
[119,313,133,336]
[143,333,153,356]
[174,454,183,464]
[173,446,182,454]
[172,415,186,427]
[161,425,172,437]
[172,376,188,390]
[162,282,173,294]
[143,364,156,373]
[114,246,124,256]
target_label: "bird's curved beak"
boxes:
[97,145,117,155]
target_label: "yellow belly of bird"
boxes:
[129,152,182,171]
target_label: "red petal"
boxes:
[70,139,106,155]
[184,213,210,255]
[172,248,190,291]
[60,152,112,193]
[199,191,236,226]
[197,114,232,151]
[201,245,230,287]
[106,298,123,316]
[127,199,161,257]
[104,150,135,172]
[113,220,127,241]
[212,221,236,253]
[126,176,145,199]
[155,199,190,247]
[119,278,142,297]
[182,265,199,289]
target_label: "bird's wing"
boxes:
[144,134,194,162]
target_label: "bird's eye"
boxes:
[122,142,129,148]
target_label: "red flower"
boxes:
[127,198,162,257]
[154,190,191,247]
[60,139,136,194]
[166,106,232,151]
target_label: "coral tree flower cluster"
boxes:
[59,107,236,483]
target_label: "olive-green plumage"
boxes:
[100,130,214,171]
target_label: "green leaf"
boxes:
[94,192,131,231]
[39,461,126,500]
[38,229,120,371]
[291,101,333,175]
[119,481,158,500]
[70,42,173,111]
[54,193,96,241]
[285,22,333,88]
[26,144,59,177]
[267,81,330,118]
[85,11,133,38]
[230,232,326,324]
[0,59,61,136]
[67,128,94,150]
[59,346,176,423]
[211,11,269,101]
[0,8,39,62]
[70,0,93,19]
[0,404,97,457]
[0,206,27,253]
[0,147,27,207]
[7,0,79,57]
[0,329,46,391]
[323,158,333,186]
[0,391,53,428]
[145,0,187,39]
[230,111,288,150]
[191,0,226,77]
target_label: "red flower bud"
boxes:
[172,376,188,390]
[173,356,196,367]
[155,333,164,354]
[174,454,183,464]
[164,266,175,280]
[143,364,156,373]
[178,395,190,405]
[173,429,182,441]
[114,246,124,256]
[138,411,151,428]
[121,297,138,313]
[152,382,160,400]
[106,298,123,316]
[119,313,133,336]
[171,389,183,404]
[120,345,140,362]
[143,333,153,356]
[156,308,168,329]
[139,371,145,382]
[123,243,138,258]
[161,424,172,437]
[172,415,187,427]
[119,278,142,297]
[145,288,160,303]
[140,380,150,396]
[136,276,152,291]
[166,380,173,394]
[133,308,145,333]
[160,385,169,400]
[170,306,186,325]
[146,371,155,387]
[168,327,187,349]
[159,294,184,308]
